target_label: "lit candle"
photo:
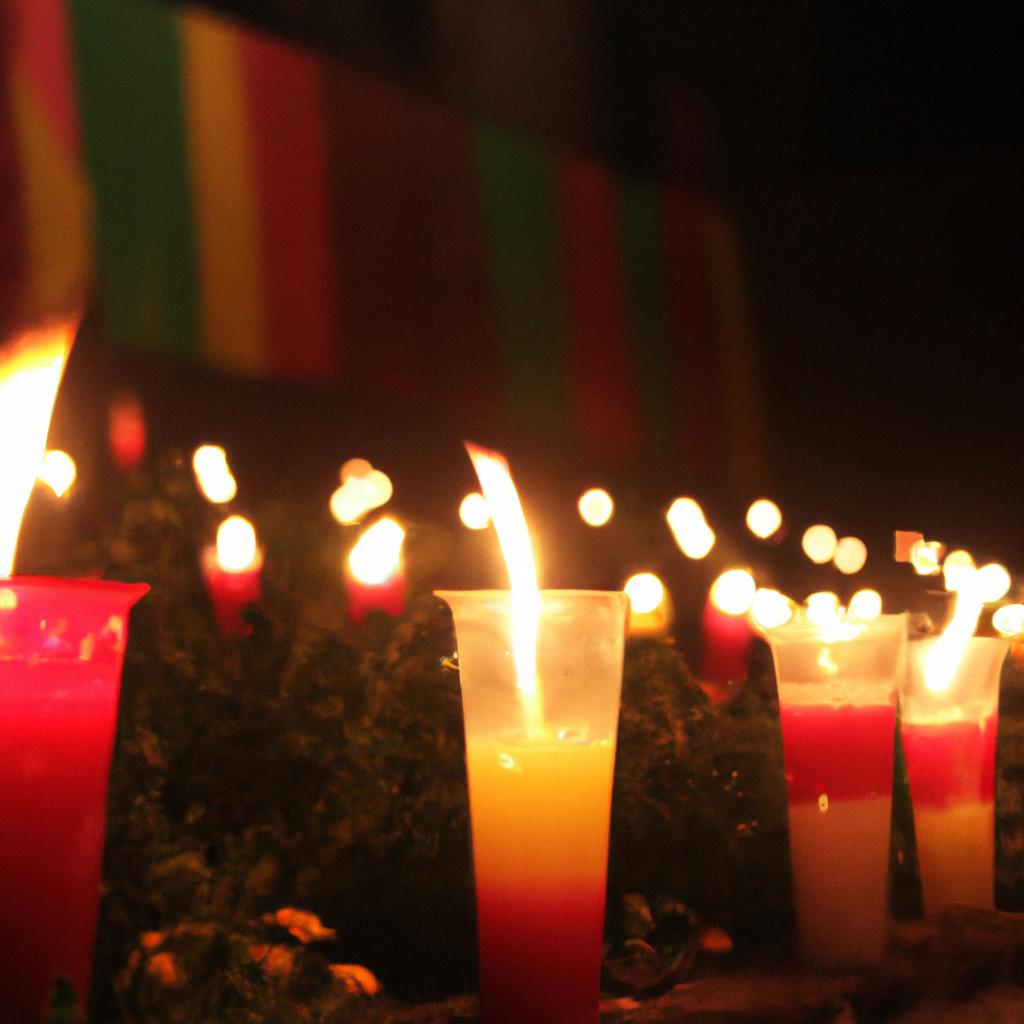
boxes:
[345,517,405,623]
[761,598,906,966]
[201,515,264,636]
[699,569,756,683]
[623,571,671,637]
[0,322,148,1023]
[438,444,627,1024]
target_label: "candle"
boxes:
[764,608,906,966]
[0,578,147,1022]
[623,571,671,637]
[438,444,627,1024]
[201,515,263,636]
[345,517,405,623]
[699,569,756,683]
[902,636,1008,917]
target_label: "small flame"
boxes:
[667,497,715,559]
[37,449,76,497]
[466,442,542,729]
[624,572,665,615]
[0,321,75,576]
[216,515,260,573]
[459,492,491,530]
[745,499,782,539]
[578,487,614,527]
[193,445,238,504]
[751,588,795,630]
[348,517,404,584]
[710,569,756,616]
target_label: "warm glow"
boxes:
[624,572,665,615]
[348,517,404,585]
[805,591,841,629]
[910,540,943,576]
[215,515,260,573]
[0,321,74,576]
[192,445,237,504]
[848,588,883,621]
[329,463,393,525]
[975,563,1011,603]
[37,449,76,497]
[924,567,988,694]
[459,492,491,530]
[466,443,542,727]
[751,588,795,630]
[710,569,756,616]
[801,525,837,564]
[745,499,782,539]
[942,549,976,593]
[833,536,867,575]
[108,390,146,470]
[667,497,715,559]
[578,488,614,527]
[993,604,1024,639]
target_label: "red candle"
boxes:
[0,577,147,1023]
[345,573,405,624]
[201,515,263,636]
[345,517,405,624]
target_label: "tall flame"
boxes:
[0,322,75,576]
[924,566,983,694]
[465,442,543,729]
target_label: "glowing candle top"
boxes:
[0,321,75,577]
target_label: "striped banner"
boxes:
[2,0,767,490]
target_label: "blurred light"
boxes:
[976,563,1011,603]
[0,587,17,610]
[108,390,146,471]
[624,572,665,615]
[993,604,1024,638]
[745,499,782,539]
[667,497,715,559]
[459,492,491,530]
[801,525,837,565]
[806,591,841,629]
[192,445,237,504]
[709,569,756,616]
[216,515,259,573]
[348,517,405,585]
[848,588,883,621]
[0,321,74,576]
[37,449,76,497]
[833,536,867,575]
[751,588,795,630]
[910,540,943,576]
[341,457,373,482]
[578,487,614,527]
[942,549,976,593]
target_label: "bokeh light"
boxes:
[459,492,491,530]
[667,497,715,559]
[192,445,237,504]
[993,604,1024,638]
[751,588,795,630]
[624,572,665,615]
[910,539,943,576]
[942,549,976,593]
[745,499,782,539]
[976,563,1011,603]
[216,515,259,572]
[801,525,838,564]
[805,591,841,628]
[578,487,614,527]
[848,588,883,621]
[330,461,393,525]
[37,449,76,497]
[709,569,757,616]
[833,536,867,575]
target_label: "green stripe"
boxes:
[69,0,199,358]
[617,178,673,443]
[473,122,569,442]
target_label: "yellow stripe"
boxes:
[8,74,92,320]
[179,8,268,375]
[700,201,767,494]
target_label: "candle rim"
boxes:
[0,575,150,604]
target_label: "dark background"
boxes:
[55,2,1024,575]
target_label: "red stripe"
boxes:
[663,186,721,475]
[323,66,426,401]
[239,28,337,378]
[558,153,641,458]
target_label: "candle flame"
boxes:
[751,588,795,630]
[216,515,261,573]
[465,442,542,729]
[0,321,75,576]
[37,449,76,497]
[624,572,665,615]
[348,517,404,584]
[193,445,237,504]
[710,569,756,616]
